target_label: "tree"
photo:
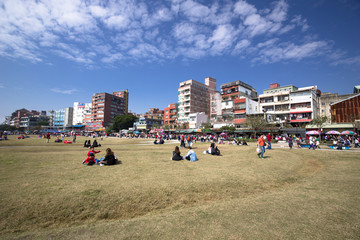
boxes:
[311,115,329,130]
[36,121,49,126]
[311,115,329,140]
[201,122,212,129]
[0,124,17,132]
[220,125,236,134]
[109,115,138,132]
[244,115,269,137]
[349,114,360,133]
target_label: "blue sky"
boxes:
[1,0,360,123]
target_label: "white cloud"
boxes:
[267,0,288,22]
[234,0,257,17]
[233,39,251,54]
[0,83,4,88]
[50,88,78,94]
[254,40,329,63]
[209,25,238,55]
[0,0,351,66]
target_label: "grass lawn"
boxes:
[0,135,359,239]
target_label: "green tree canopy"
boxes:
[244,115,269,136]
[220,125,236,134]
[109,115,138,132]
[0,124,18,131]
[36,121,49,126]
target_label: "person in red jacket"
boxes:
[266,133,272,149]
[83,147,101,165]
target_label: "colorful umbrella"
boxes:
[220,132,227,135]
[341,130,355,135]
[306,130,321,135]
[326,130,340,135]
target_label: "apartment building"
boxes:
[90,91,128,130]
[258,83,321,126]
[164,103,178,126]
[188,112,208,129]
[319,92,355,119]
[210,92,222,122]
[113,90,129,114]
[233,97,258,127]
[144,108,164,120]
[54,107,73,128]
[73,102,92,125]
[220,80,257,126]
[259,83,296,124]
[177,77,217,123]
[20,111,49,128]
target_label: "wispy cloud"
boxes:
[0,0,354,66]
[0,83,4,88]
[50,88,78,95]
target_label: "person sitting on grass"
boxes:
[184,149,198,162]
[82,147,101,165]
[84,140,91,148]
[172,146,183,161]
[204,143,221,155]
[99,148,117,166]
[210,142,221,155]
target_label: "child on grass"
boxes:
[82,147,101,165]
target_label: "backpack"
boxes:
[187,136,191,141]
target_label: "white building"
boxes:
[290,86,320,124]
[258,83,320,126]
[188,112,209,129]
[73,102,92,125]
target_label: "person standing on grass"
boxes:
[46,133,50,143]
[72,133,76,143]
[187,135,192,149]
[309,136,315,150]
[288,136,293,150]
[266,133,272,149]
[315,136,320,149]
[180,134,185,148]
[257,134,266,159]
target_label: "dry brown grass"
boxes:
[0,135,359,239]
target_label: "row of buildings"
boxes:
[4,77,360,132]
[5,90,129,131]
[161,77,359,130]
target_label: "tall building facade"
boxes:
[54,107,73,128]
[113,90,129,114]
[290,86,321,124]
[210,92,222,122]
[90,91,128,130]
[177,77,217,123]
[164,103,178,126]
[220,80,257,126]
[73,102,92,125]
